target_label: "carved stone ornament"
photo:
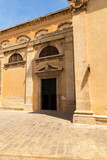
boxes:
[67,0,89,11]
[34,63,63,74]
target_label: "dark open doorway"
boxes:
[42,78,56,110]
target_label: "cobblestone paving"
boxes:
[0,110,106,160]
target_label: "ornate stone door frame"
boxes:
[35,64,62,112]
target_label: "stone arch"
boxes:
[8,53,23,63]
[35,42,63,59]
[39,46,59,57]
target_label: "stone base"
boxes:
[73,110,96,125]
[0,106,24,111]
[24,104,33,111]
[94,115,107,125]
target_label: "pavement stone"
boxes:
[0,110,106,160]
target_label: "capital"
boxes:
[67,0,89,11]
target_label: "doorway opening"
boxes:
[42,78,56,110]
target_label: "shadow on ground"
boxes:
[28,111,74,122]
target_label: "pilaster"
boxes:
[65,35,75,113]
[0,53,4,107]
[25,44,34,111]
[67,0,95,124]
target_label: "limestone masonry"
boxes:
[0,0,107,125]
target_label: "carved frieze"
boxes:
[67,0,89,11]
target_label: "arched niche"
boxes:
[1,40,9,48]
[35,29,48,38]
[58,21,72,30]
[17,35,30,43]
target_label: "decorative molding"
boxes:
[4,60,26,69]
[0,43,28,53]
[94,115,107,124]
[35,54,64,64]
[67,0,89,11]
[34,63,63,74]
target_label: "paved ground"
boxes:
[0,110,106,160]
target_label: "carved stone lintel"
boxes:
[67,0,89,11]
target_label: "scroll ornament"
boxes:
[67,0,89,11]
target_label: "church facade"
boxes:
[0,0,107,124]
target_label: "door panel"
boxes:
[42,79,56,110]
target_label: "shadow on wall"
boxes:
[81,65,90,90]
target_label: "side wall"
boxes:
[87,0,107,115]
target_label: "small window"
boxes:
[39,46,59,57]
[9,53,23,63]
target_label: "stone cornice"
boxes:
[0,8,70,36]
[0,27,73,53]
[67,0,89,11]
[0,43,28,54]
[33,27,73,45]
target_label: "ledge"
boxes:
[33,27,73,45]
[94,115,107,122]
[4,60,26,69]
[35,54,64,64]
[0,43,28,53]
[0,106,24,111]
[74,110,94,115]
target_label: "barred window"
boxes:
[39,46,59,57]
[9,53,23,63]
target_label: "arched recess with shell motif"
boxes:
[17,35,30,43]
[58,21,72,30]
[35,29,48,38]
[1,40,9,48]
